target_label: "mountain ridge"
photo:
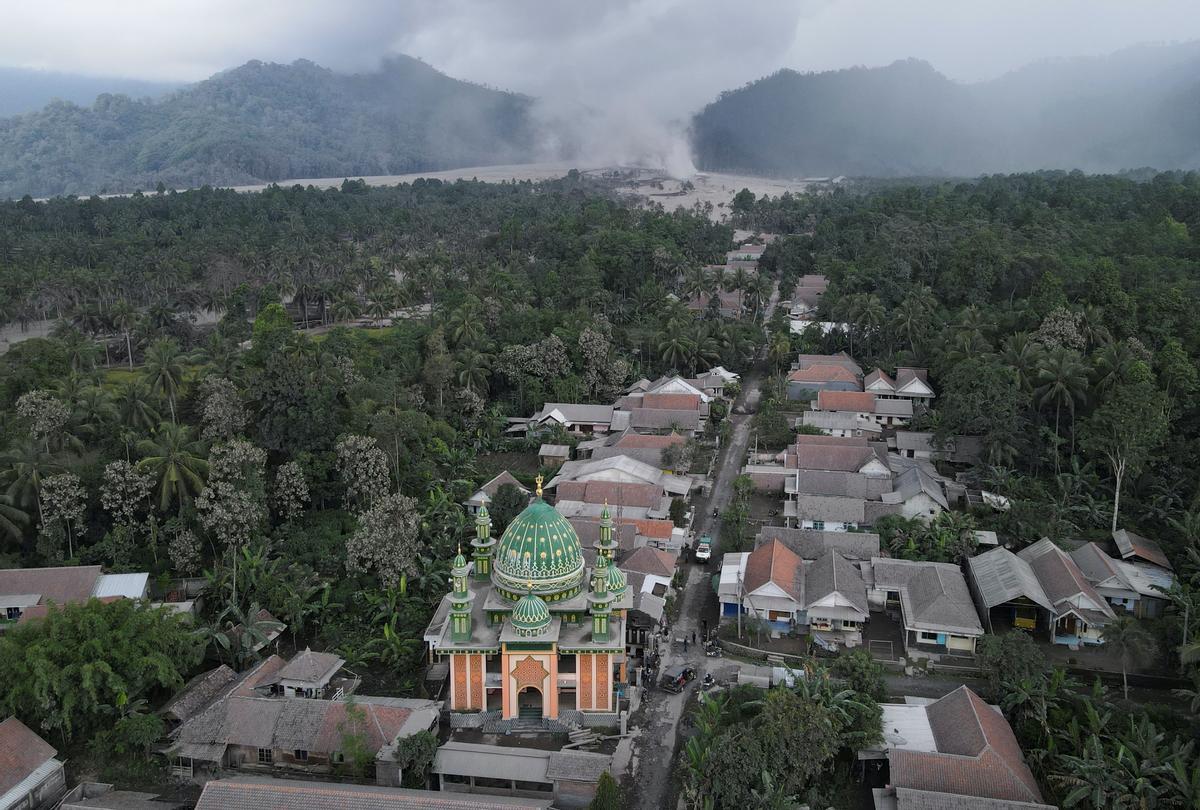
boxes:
[0,56,537,199]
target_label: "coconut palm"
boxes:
[109,299,139,369]
[0,438,64,525]
[143,338,186,422]
[0,493,30,545]
[456,348,492,395]
[1036,348,1089,472]
[137,423,208,514]
[115,379,161,435]
[658,332,694,371]
[1000,333,1045,394]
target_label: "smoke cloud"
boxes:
[2,1,1200,174]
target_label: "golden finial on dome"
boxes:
[535,474,544,498]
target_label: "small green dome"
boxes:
[511,591,552,636]
[493,498,585,597]
[452,550,468,569]
[606,561,627,597]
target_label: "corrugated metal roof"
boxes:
[967,548,1052,612]
[92,572,149,598]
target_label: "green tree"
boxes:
[137,422,209,513]
[141,338,185,423]
[589,770,623,810]
[393,729,439,789]
[488,483,529,534]
[0,599,201,741]
[1080,362,1168,532]
[976,631,1046,700]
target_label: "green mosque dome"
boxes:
[510,591,552,636]
[605,561,627,597]
[493,489,585,599]
[452,550,468,569]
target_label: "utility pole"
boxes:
[736,565,743,640]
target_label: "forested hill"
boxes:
[0,57,537,199]
[691,43,1200,178]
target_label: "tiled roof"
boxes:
[614,432,686,449]
[277,649,343,684]
[160,665,238,723]
[196,776,553,809]
[619,518,676,540]
[1018,539,1114,619]
[640,393,702,411]
[474,471,528,499]
[0,565,102,604]
[568,518,637,551]
[1069,543,1133,591]
[891,787,1054,809]
[796,353,861,377]
[555,481,663,509]
[621,547,677,579]
[872,558,983,635]
[1112,528,1172,570]
[745,539,804,603]
[756,526,881,560]
[865,369,896,390]
[792,444,879,473]
[0,717,57,796]
[889,686,1044,805]
[805,550,868,614]
[629,409,701,430]
[545,750,613,782]
[788,364,860,384]
[816,390,878,413]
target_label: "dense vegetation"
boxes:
[692,43,1200,177]
[0,66,179,117]
[0,177,765,773]
[0,57,536,198]
[741,170,1200,805]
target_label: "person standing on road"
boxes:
[692,631,697,645]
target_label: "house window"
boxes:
[294,750,308,762]
[331,751,345,764]
[812,521,825,531]
[919,632,940,643]
[258,748,273,765]
[5,607,20,621]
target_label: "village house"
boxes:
[788,274,829,321]
[163,651,438,782]
[553,480,672,521]
[1112,527,1174,572]
[686,289,744,318]
[547,455,692,499]
[864,367,936,408]
[0,565,150,628]
[582,431,687,471]
[798,409,883,439]
[786,352,862,400]
[867,558,984,659]
[718,541,869,646]
[863,686,1053,810]
[464,471,530,516]
[0,717,66,810]
[625,371,729,402]
[538,444,571,469]
[755,525,882,561]
[888,431,983,464]
[193,776,553,810]
[433,741,612,808]
[968,540,1116,647]
[516,403,623,437]
[812,390,913,427]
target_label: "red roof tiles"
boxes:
[816,390,877,413]
[621,547,678,578]
[614,433,687,449]
[0,717,57,796]
[788,364,859,384]
[640,393,702,411]
[744,539,804,603]
[554,481,663,509]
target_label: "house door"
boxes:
[518,687,543,719]
[1056,615,1076,636]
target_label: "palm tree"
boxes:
[1092,340,1136,392]
[456,348,492,395]
[893,295,929,353]
[1000,333,1045,394]
[1101,615,1152,700]
[0,438,63,525]
[0,493,30,546]
[142,338,185,422]
[1036,348,1089,472]
[658,332,694,371]
[137,423,208,514]
[331,294,360,324]
[72,386,118,441]
[115,379,161,435]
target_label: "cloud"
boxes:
[2,1,1199,174]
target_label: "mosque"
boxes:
[425,477,630,720]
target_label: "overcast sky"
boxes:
[4,1,1199,172]
[4,1,1199,88]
